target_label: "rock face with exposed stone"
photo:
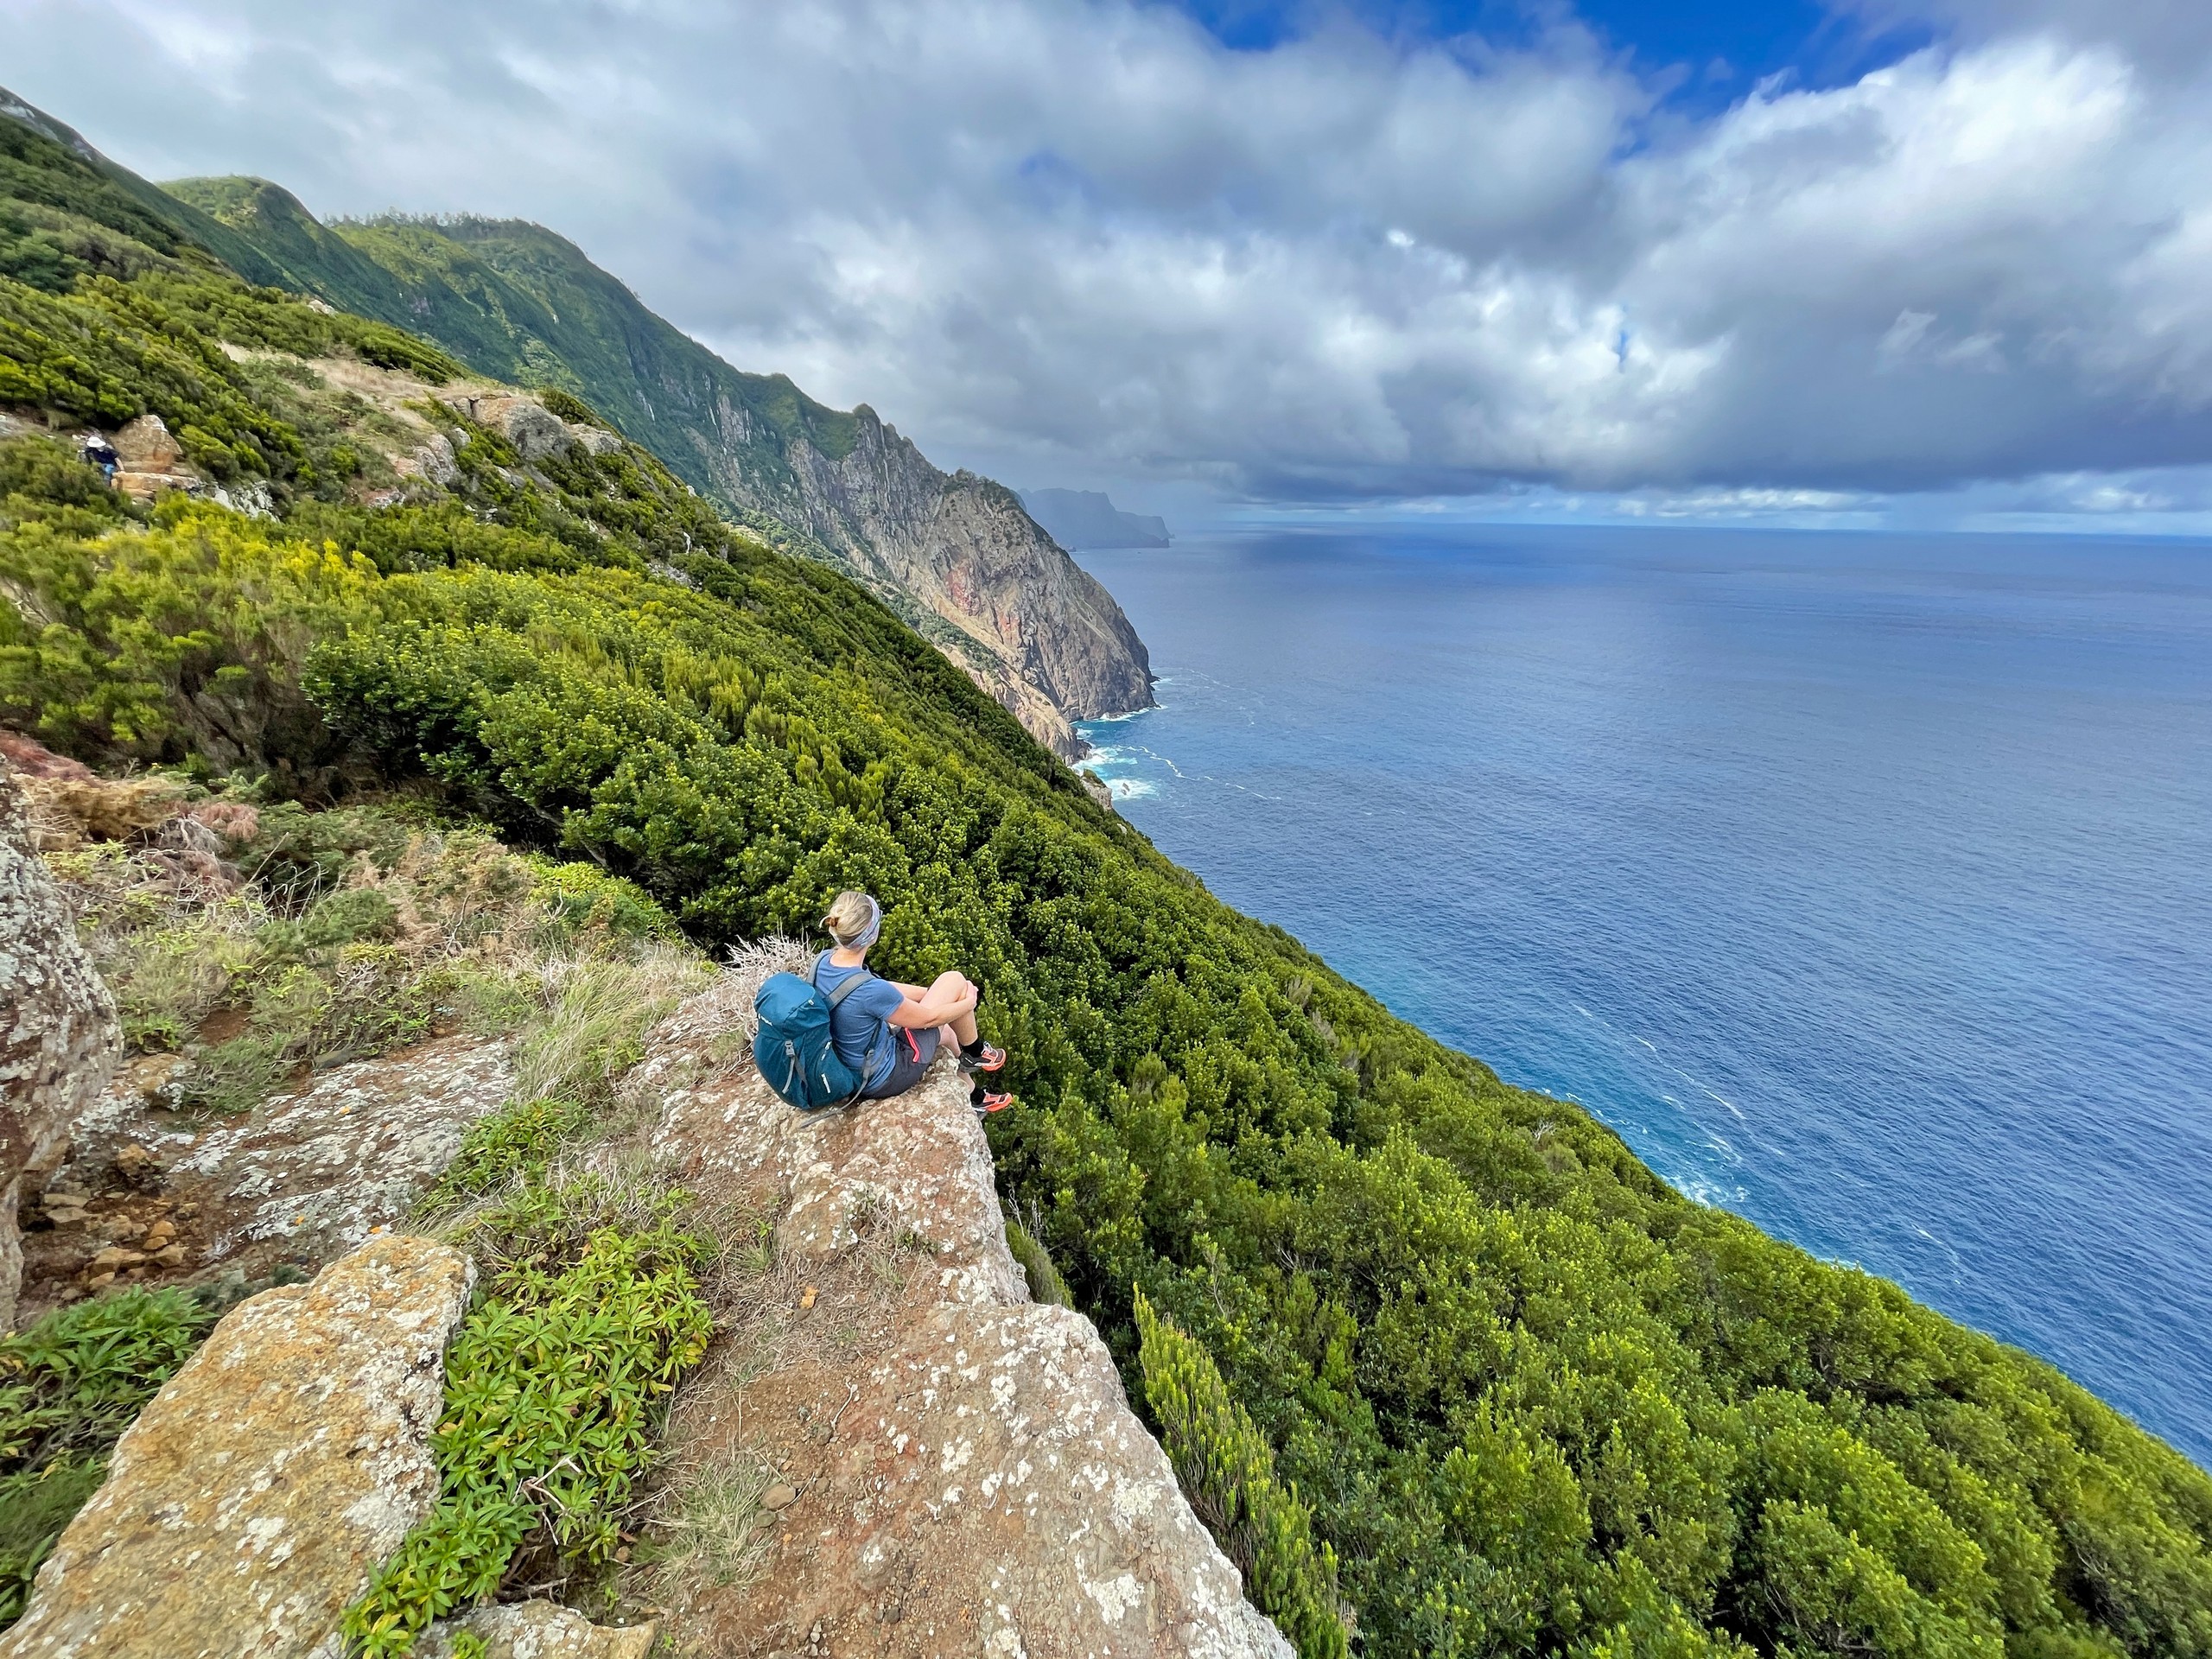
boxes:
[638,981,1293,1659]
[13,1033,514,1327]
[107,414,198,502]
[0,762,122,1332]
[1,1234,474,1659]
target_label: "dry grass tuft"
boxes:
[716,936,817,1043]
[512,946,715,1104]
[646,1453,779,1595]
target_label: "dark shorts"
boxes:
[863,1025,940,1099]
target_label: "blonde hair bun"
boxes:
[823,889,879,946]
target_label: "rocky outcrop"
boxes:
[636,982,1292,1658]
[696,404,1154,760]
[440,393,626,465]
[0,762,122,1332]
[1,1234,474,1659]
[15,1033,515,1322]
[107,415,197,503]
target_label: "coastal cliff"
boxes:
[152,176,1154,759]
[740,408,1155,759]
[7,84,2212,1659]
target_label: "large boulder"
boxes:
[1,1233,474,1659]
[0,761,121,1332]
[641,983,1294,1659]
[107,414,198,502]
[472,396,574,463]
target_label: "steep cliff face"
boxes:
[152,178,1154,758]
[728,407,1154,757]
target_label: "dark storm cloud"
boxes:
[4,0,2209,504]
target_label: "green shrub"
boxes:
[187,944,439,1112]
[524,856,677,944]
[532,387,603,428]
[0,435,130,521]
[1005,1214,1073,1309]
[107,912,254,1050]
[0,1288,218,1624]
[425,1096,588,1208]
[1135,1291,1349,1659]
[342,1185,712,1656]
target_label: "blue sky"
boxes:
[1173,0,1929,93]
[5,0,2212,531]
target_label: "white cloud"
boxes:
[3,0,2211,508]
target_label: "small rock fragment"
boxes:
[417,1599,657,1658]
[761,1482,798,1511]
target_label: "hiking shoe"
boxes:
[958,1043,1007,1076]
[971,1088,1016,1116]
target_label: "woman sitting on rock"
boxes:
[815,890,1014,1115]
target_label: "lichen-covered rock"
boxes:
[0,1234,474,1659]
[647,1001,1026,1309]
[419,1600,657,1658]
[16,1034,513,1320]
[474,396,575,463]
[0,762,122,1332]
[715,1297,1292,1659]
[395,431,460,487]
[165,1036,516,1267]
[644,983,1292,1659]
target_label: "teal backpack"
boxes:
[753,958,870,1110]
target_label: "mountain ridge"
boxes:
[159,175,1151,758]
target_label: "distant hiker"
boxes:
[815,889,1014,1115]
[81,433,118,484]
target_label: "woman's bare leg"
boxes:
[916,972,980,1046]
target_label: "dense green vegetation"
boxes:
[3,88,2210,1658]
[1138,1290,1350,1657]
[346,1177,713,1656]
[0,1288,219,1620]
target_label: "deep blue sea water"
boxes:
[1074,524,2212,1465]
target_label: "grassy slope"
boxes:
[4,94,2212,1659]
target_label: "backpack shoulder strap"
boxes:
[814,953,873,1008]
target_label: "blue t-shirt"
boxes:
[814,954,906,1090]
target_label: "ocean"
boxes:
[1074,524,2212,1465]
